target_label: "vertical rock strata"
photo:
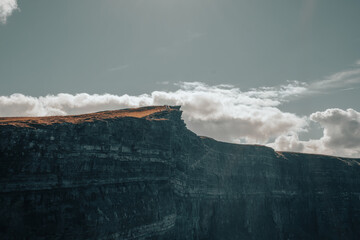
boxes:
[0,106,359,239]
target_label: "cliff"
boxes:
[0,106,359,240]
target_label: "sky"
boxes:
[1,0,360,157]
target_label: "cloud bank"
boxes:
[0,0,17,24]
[1,61,360,157]
[0,80,359,157]
[0,82,308,144]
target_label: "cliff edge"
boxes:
[0,106,359,240]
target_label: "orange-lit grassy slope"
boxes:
[0,105,180,128]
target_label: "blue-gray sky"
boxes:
[1,0,360,157]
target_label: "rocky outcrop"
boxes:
[0,106,359,240]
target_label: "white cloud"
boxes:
[0,0,18,24]
[0,82,308,145]
[1,80,359,157]
[268,133,305,152]
[311,108,360,150]
[266,60,360,98]
[268,133,329,156]
[245,80,308,101]
[308,62,360,91]
[269,108,360,158]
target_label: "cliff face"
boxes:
[0,106,359,240]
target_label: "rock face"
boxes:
[0,106,359,240]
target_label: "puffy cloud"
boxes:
[0,82,308,144]
[0,0,18,24]
[268,133,305,153]
[269,108,360,158]
[267,61,360,157]
[0,93,152,116]
[268,134,329,156]
[311,108,360,150]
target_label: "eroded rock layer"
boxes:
[0,106,359,240]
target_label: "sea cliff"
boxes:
[1,106,359,239]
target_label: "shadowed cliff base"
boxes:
[0,106,359,239]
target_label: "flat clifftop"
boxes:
[0,105,181,128]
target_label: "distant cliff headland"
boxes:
[1,106,359,239]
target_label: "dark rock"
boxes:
[0,106,359,239]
